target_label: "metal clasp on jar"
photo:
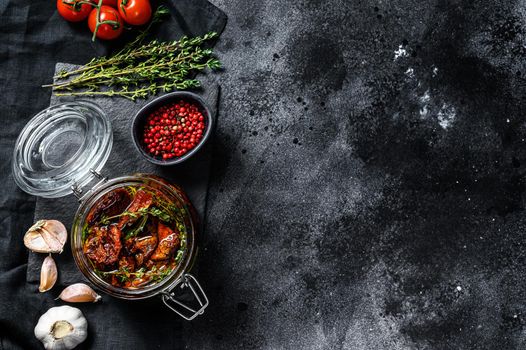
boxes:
[71,169,107,202]
[161,274,208,320]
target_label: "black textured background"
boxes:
[187,0,526,349]
[3,0,526,349]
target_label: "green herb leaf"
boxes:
[81,224,90,243]
[148,207,172,222]
[124,214,148,240]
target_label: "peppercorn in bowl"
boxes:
[131,92,213,165]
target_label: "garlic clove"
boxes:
[40,220,67,251]
[24,220,67,253]
[23,228,49,253]
[57,283,101,303]
[39,254,57,293]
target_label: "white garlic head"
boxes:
[34,305,88,350]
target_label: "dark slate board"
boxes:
[27,63,219,286]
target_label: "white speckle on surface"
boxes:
[432,66,439,77]
[420,90,431,103]
[437,103,456,129]
[394,45,409,60]
[419,90,431,117]
[405,67,415,78]
[506,118,510,123]
[420,105,429,117]
[456,286,462,291]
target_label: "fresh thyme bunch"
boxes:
[44,9,221,100]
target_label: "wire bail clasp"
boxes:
[71,169,107,201]
[162,273,209,320]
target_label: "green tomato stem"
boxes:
[92,0,104,42]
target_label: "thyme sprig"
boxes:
[100,206,173,225]
[55,5,170,79]
[44,26,220,100]
[124,214,148,239]
[96,265,173,283]
[81,223,90,243]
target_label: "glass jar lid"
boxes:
[12,100,112,198]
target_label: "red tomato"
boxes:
[57,0,94,22]
[118,0,152,26]
[102,0,118,7]
[90,0,118,7]
[88,5,124,40]
[90,0,118,8]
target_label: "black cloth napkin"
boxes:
[0,1,226,349]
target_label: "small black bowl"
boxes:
[131,92,213,165]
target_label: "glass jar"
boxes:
[13,101,208,320]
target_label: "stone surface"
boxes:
[183,0,526,349]
[4,0,526,348]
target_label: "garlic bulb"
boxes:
[57,283,101,303]
[39,254,58,292]
[24,220,67,253]
[34,305,88,350]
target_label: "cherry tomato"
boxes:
[57,0,94,22]
[101,0,118,7]
[118,0,152,26]
[88,5,124,40]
